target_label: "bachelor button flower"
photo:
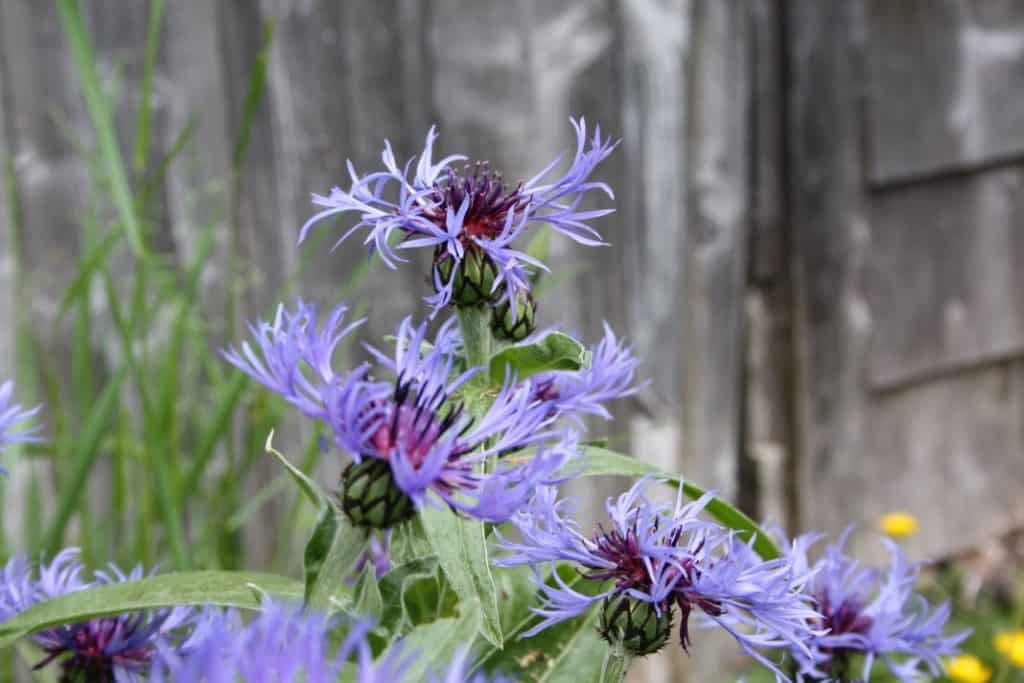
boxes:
[527,322,641,427]
[0,379,42,474]
[299,118,617,313]
[0,548,195,682]
[221,300,364,421]
[331,314,575,528]
[225,301,576,529]
[788,529,968,682]
[496,478,820,677]
[153,603,512,682]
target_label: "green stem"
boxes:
[457,305,493,372]
[599,644,631,683]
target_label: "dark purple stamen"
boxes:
[424,161,531,241]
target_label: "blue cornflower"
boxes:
[526,322,641,426]
[0,380,42,474]
[225,302,576,528]
[152,602,511,682]
[221,300,364,421]
[299,118,617,313]
[788,529,969,682]
[496,478,821,677]
[0,548,195,682]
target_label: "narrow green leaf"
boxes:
[58,230,122,316]
[179,374,247,498]
[132,0,165,174]
[232,20,274,171]
[574,447,780,560]
[379,607,482,682]
[487,607,606,682]
[0,571,302,647]
[352,565,383,620]
[489,332,587,385]
[265,430,326,506]
[304,506,368,611]
[57,0,145,256]
[43,368,128,555]
[420,507,503,648]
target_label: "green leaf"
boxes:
[43,367,128,555]
[390,518,434,565]
[420,507,503,648]
[575,447,780,560]
[57,0,145,257]
[489,332,587,385]
[304,505,368,611]
[265,430,327,506]
[352,565,383,620]
[0,571,302,647]
[379,607,482,682]
[473,565,611,682]
[378,556,443,636]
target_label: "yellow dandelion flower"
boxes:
[946,654,992,683]
[878,512,919,539]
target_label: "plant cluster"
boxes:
[0,119,971,682]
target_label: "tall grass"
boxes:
[0,1,354,583]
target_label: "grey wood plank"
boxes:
[866,0,1024,184]
[865,363,1024,559]
[786,0,874,536]
[867,168,1024,391]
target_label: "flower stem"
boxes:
[457,305,493,372]
[599,644,631,683]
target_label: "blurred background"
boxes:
[1,1,1022,681]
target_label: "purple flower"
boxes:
[330,314,575,525]
[788,530,969,682]
[225,302,577,528]
[0,380,42,474]
[299,118,617,313]
[151,603,400,683]
[152,603,511,682]
[496,478,820,676]
[0,549,195,682]
[221,301,364,420]
[527,322,641,426]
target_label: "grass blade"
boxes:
[56,0,145,256]
[43,367,128,555]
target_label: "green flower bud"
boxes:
[340,458,416,529]
[491,291,537,342]
[598,594,674,657]
[434,247,499,307]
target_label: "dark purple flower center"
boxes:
[586,525,724,652]
[367,376,470,475]
[816,592,873,647]
[425,162,530,241]
[35,617,157,683]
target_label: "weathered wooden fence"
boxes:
[2,1,1023,679]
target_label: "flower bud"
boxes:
[598,594,673,657]
[340,458,416,529]
[434,247,499,307]
[491,291,537,342]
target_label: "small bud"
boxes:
[434,247,499,307]
[598,594,673,657]
[491,291,537,342]
[340,458,416,529]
